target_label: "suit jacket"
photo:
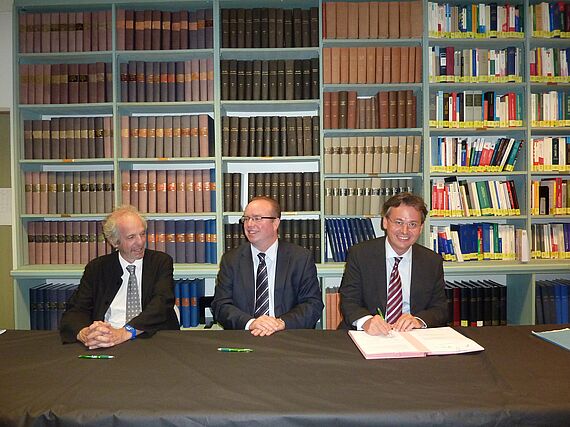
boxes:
[339,237,448,328]
[211,240,324,330]
[60,249,179,343]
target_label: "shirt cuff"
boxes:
[245,318,254,330]
[415,316,427,328]
[354,315,373,331]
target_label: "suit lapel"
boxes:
[273,242,288,316]
[102,252,124,311]
[376,237,388,310]
[240,244,255,314]
[141,250,154,307]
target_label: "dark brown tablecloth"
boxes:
[0,326,569,426]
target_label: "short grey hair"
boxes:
[102,205,147,247]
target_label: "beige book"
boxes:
[324,179,333,214]
[346,179,357,215]
[323,137,333,173]
[364,136,375,174]
[356,137,366,174]
[338,178,348,215]
[355,179,365,215]
[348,136,358,174]
[363,178,372,215]
[404,136,414,173]
[370,177,382,215]
[388,136,399,173]
[411,135,421,172]
[331,178,340,215]
[397,136,407,173]
[380,136,390,173]
[331,137,341,173]
[372,136,382,174]
[340,137,350,173]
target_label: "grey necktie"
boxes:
[126,264,141,322]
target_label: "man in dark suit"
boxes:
[340,193,447,335]
[60,205,179,348]
[212,196,323,336]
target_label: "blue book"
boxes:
[207,219,217,264]
[174,279,182,325]
[554,283,564,324]
[180,279,190,328]
[175,220,186,264]
[333,218,349,262]
[195,220,206,263]
[189,279,199,327]
[559,282,569,324]
[185,220,196,264]
[363,218,376,240]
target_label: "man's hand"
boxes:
[363,314,392,336]
[249,315,286,336]
[392,313,422,332]
[76,321,132,349]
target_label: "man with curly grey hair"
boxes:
[60,205,179,348]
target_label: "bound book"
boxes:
[349,327,484,360]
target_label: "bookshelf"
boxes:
[11,0,570,330]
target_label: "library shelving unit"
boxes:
[10,0,570,330]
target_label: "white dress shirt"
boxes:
[245,240,278,330]
[104,253,143,328]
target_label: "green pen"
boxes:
[78,354,115,359]
[376,307,385,320]
[217,347,253,353]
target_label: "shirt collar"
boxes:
[118,252,144,272]
[385,238,412,262]
[251,239,279,263]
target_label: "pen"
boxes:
[78,355,115,359]
[217,347,253,353]
[376,307,385,320]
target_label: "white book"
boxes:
[348,327,484,360]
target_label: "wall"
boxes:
[0,1,14,328]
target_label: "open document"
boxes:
[349,326,484,359]
[532,328,570,351]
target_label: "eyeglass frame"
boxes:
[384,216,421,230]
[239,215,278,224]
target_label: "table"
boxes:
[1,326,569,426]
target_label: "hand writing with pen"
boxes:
[362,308,423,336]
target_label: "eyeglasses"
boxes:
[385,216,421,230]
[239,215,278,224]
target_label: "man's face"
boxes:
[382,204,424,256]
[115,214,147,263]
[242,199,280,252]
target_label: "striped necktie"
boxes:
[385,257,403,324]
[254,253,269,317]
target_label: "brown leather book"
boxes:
[330,91,339,129]
[336,2,348,39]
[156,170,167,213]
[347,2,359,39]
[349,47,358,84]
[330,47,340,84]
[161,11,171,50]
[378,2,389,38]
[410,1,423,38]
[369,2,379,39]
[400,46,409,83]
[323,47,332,84]
[324,2,336,38]
[176,170,185,213]
[358,98,366,129]
[399,1,411,38]
[338,91,348,129]
[347,91,358,129]
[357,47,367,84]
[405,90,414,128]
[391,47,401,83]
[147,170,157,213]
[388,2,400,38]
[388,91,398,128]
[339,48,349,84]
[408,46,416,83]
[378,92,389,129]
[366,47,376,83]
[382,47,391,83]
[358,2,370,39]
[323,92,331,129]
[415,46,422,82]
[397,90,406,128]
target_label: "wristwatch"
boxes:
[124,324,136,340]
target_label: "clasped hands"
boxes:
[363,313,422,336]
[77,321,132,349]
[249,315,286,336]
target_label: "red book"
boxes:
[185,170,195,213]
[176,170,186,213]
[121,170,130,205]
[167,170,177,212]
[202,169,211,213]
[65,221,74,264]
[130,170,139,210]
[116,9,126,50]
[72,221,81,264]
[194,170,203,213]
[138,170,148,213]
[147,170,157,213]
[198,114,210,156]
[156,170,167,213]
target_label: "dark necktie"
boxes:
[126,264,141,322]
[386,257,403,324]
[254,253,269,317]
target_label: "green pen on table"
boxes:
[217,347,253,353]
[377,308,394,337]
[78,355,115,359]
